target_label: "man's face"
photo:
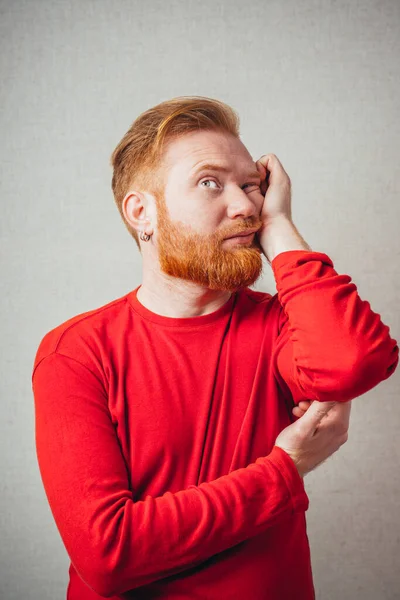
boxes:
[149,129,266,292]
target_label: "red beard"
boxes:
[154,193,265,292]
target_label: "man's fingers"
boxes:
[319,400,352,429]
[298,400,312,409]
[255,154,290,185]
[292,400,313,418]
[255,160,269,196]
[294,399,353,433]
[255,160,267,179]
[298,400,337,432]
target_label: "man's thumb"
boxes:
[299,400,337,432]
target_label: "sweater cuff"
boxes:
[271,250,333,274]
[266,445,310,513]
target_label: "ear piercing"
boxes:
[139,231,151,242]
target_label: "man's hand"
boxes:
[292,399,352,428]
[292,400,315,419]
[254,153,312,262]
[276,399,353,478]
[255,153,293,226]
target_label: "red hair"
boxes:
[110,96,240,250]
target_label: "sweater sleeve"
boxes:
[271,250,399,405]
[32,351,309,598]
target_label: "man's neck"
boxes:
[136,273,232,319]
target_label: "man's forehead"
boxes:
[188,160,261,181]
[167,150,259,177]
[162,131,255,171]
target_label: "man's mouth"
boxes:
[225,228,258,240]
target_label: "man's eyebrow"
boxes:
[190,162,261,182]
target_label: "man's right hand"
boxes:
[275,399,352,478]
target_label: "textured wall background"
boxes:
[1,0,399,598]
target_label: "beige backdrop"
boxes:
[1,0,399,598]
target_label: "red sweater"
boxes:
[32,250,398,599]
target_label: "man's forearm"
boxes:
[259,217,312,263]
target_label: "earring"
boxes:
[139,231,151,242]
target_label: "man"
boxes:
[32,96,399,599]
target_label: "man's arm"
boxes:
[32,352,308,598]
[259,214,312,264]
[259,220,398,404]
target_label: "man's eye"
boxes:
[200,179,219,189]
[200,180,260,191]
[243,183,260,190]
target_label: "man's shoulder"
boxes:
[31,291,131,377]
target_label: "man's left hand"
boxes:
[255,153,293,227]
[293,400,353,429]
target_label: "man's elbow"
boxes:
[319,351,398,402]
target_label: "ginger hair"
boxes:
[110,95,240,251]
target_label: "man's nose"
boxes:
[226,189,258,219]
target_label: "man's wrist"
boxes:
[259,216,312,263]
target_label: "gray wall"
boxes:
[1,0,399,598]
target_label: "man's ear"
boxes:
[122,190,153,235]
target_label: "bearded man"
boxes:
[32,96,398,600]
